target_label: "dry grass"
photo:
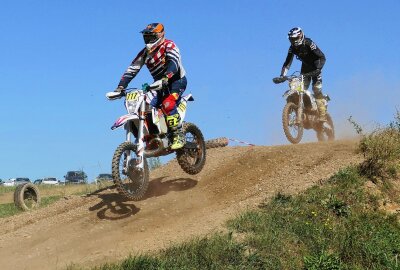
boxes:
[350,112,400,180]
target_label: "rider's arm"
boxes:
[307,39,326,70]
[118,48,146,88]
[164,41,181,79]
[281,47,294,76]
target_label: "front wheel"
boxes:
[282,102,304,144]
[112,142,149,201]
[176,122,206,175]
[316,113,335,142]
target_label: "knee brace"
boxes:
[312,81,323,99]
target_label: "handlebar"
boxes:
[272,69,321,84]
[106,79,167,100]
[272,76,287,84]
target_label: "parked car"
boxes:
[3,178,31,187]
[64,171,87,184]
[34,177,59,185]
[33,179,43,185]
[95,173,113,183]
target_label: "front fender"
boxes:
[111,114,139,130]
[283,89,296,99]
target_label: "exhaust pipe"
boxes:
[144,138,165,158]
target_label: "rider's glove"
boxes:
[114,85,125,93]
[161,76,169,89]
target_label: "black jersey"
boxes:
[282,37,326,71]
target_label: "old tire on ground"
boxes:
[282,102,303,144]
[112,142,149,201]
[177,122,206,175]
[14,183,41,211]
[316,113,335,142]
[205,137,229,149]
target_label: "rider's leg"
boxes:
[303,76,311,90]
[162,77,187,150]
[301,64,312,90]
[312,74,327,122]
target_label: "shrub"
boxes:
[349,112,400,179]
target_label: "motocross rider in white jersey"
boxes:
[114,23,187,150]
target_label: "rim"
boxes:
[118,150,145,196]
[23,187,39,209]
[287,106,300,138]
[182,130,204,166]
[322,122,334,140]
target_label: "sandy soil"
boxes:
[0,140,362,270]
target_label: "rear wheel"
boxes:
[316,113,335,142]
[282,102,303,144]
[112,142,149,201]
[176,122,206,175]
[14,183,41,211]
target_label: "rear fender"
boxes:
[111,114,139,130]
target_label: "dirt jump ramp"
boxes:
[0,140,361,270]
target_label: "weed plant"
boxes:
[349,112,400,180]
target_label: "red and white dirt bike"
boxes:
[106,80,206,200]
[273,71,335,144]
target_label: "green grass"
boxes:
[227,167,400,269]
[0,183,113,219]
[0,185,16,195]
[69,166,400,270]
[0,195,61,218]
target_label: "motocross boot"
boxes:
[166,114,185,150]
[315,99,327,122]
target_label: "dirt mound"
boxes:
[0,140,361,270]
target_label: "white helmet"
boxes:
[288,27,304,47]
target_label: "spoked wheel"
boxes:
[176,122,206,175]
[112,142,149,201]
[14,183,41,211]
[282,102,303,144]
[316,113,335,142]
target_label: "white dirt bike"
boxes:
[273,71,335,144]
[106,80,206,200]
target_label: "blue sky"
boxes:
[1,0,399,181]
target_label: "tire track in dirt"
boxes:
[0,140,361,270]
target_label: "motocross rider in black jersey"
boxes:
[280,27,327,122]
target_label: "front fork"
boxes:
[297,93,304,125]
[124,102,146,171]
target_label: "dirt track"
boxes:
[0,140,362,270]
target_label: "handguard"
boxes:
[272,76,287,84]
[106,91,125,100]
